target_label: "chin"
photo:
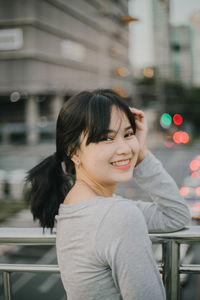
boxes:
[115,172,133,183]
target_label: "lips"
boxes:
[111,158,132,170]
[111,159,131,166]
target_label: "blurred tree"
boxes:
[185,87,200,134]
[134,76,156,107]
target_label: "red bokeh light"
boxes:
[173,132,181,144]
[173,131,189,144]
[196,187,200,197]
[173,114,183,125]
[180,186,190,196]
[164,141,174,148]
[190,160,200,171]
[191,172,200,177]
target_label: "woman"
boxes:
[27,89,190,300]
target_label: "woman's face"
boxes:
[74,106,140,186]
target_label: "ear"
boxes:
[70,149,81,165]
[68,133,84,165]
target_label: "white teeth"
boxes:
[112,159,130,166]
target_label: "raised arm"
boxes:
[129,107,191,232]
[133,151,191,232]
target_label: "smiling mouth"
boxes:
[111,159,131,166]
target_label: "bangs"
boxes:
[85,91,136,145]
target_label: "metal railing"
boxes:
[0,226,200,300]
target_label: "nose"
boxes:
[115,137,131,155]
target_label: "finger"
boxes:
[135,119,145,128]
[129,107,145,117]
[129,107,142,113]
[133,113,145,122]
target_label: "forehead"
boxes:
[109,106,130,129]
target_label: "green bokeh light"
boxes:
[160,113,172,128]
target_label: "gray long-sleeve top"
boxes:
[56,151,191,300]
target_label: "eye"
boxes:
[99,136,113,142]
[103,137,113,141]
[125,131,134,138]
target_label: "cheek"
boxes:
[130,137,140,153]
[82,146,104,166]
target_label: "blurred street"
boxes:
[0,0,200,299]
[1,137,200,300]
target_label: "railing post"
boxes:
[2,271,12,300]
[162,241,170,295]
[162,241,180,300]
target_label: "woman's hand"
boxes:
[129,107,148,165]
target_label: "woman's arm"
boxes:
[129,107,148,166]
[129,107,191,232]
[133,151,191,232]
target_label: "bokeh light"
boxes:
[10,91,21,102]
[190,159,200,171]
[173,114,183,125]
[191,172,200,177]
[143,67,154,78]
[173,131,189,144]
[164,141,174,148]
[196,187,200,197]
[114,66,129,77]
[180,186,190,196]
[160,113,172,129]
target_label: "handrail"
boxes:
[0,226,200,300]
[0,227,56,245]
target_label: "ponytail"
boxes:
[26,153,73,229]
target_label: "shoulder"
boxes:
[111,195,144,219]
[97,197,148,238]
[98,195,142,218]
[109,198,143,220]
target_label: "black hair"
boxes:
[26,89,136,229]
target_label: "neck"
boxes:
[75,179,115,197]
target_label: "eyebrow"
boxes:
[105,126,133,134]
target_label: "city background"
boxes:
[0,0,200,299]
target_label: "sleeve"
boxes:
[133,151,191,232]
[95,203,166,300]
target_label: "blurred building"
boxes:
[190,10,200,87]
[170,11,200,88]
[152,0,171,79]
[170,25,193,86]
[0,0,133,144]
